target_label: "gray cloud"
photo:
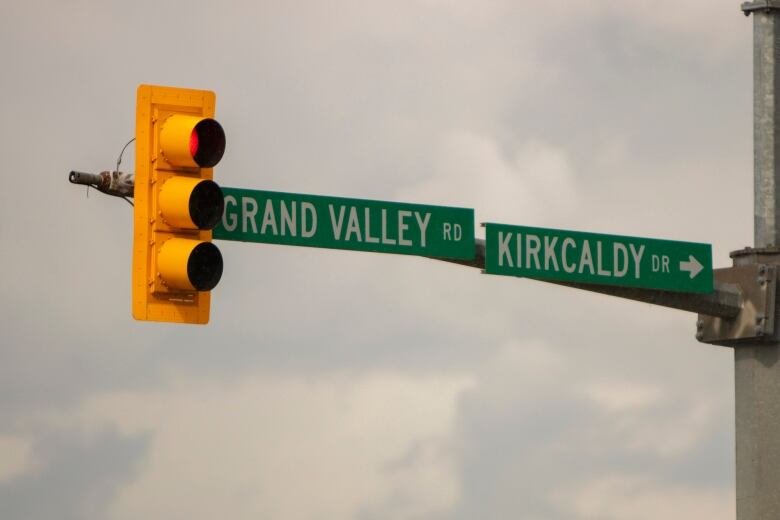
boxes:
[0,429,148,520]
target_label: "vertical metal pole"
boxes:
[734,342,780,519]
[738,3,780,518]
[752,4,780,247]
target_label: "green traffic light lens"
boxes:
[187,242,223,291]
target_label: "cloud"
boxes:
[576,380,719,458]
[581,380,665,412]
[0,436,35,482]
[602,0,747,59]
[401,133,579,232]
[34,371,473,520]
[557,474,735,520]
[444,340,732,519]
[0,430,147,520]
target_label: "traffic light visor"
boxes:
[159,177,225,230]
[158,238,224,291]
[160,115,225,168]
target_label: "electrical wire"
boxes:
[116,137,135,207]
[71,137,136,207]
[116,137,135,173]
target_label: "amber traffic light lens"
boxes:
[189,179,225,230]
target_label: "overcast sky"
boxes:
[0,1,753,519]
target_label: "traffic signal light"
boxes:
[133,85,226,324]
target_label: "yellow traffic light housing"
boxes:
[133,85,226,324]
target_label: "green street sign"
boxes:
[484,223,713,293]
[214,187,475,260]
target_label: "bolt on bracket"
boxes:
[697,264,776,346]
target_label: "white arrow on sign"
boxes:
[679,255,704,279]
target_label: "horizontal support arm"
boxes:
[433,239,742,319]
[68,170,135,198]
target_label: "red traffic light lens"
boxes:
[190,129,199,159]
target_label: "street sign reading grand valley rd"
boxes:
[213,187,475,260]
[485,223,713,293]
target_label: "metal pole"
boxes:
[738,2,780,518]
[748,1,780,247]
[68,170,135,198]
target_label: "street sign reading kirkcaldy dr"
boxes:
[214,187,475,261]
[485,223,713,293]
